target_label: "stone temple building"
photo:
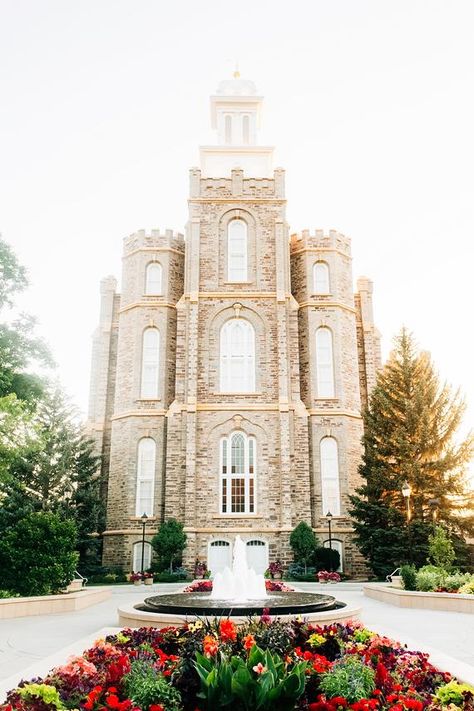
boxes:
[87,74,381,577]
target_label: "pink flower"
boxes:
[253,662,267,674]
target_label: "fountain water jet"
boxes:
[210,535,267,601]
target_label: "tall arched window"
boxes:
[320,437,341,516]
[315,327,335,397]
[135,437,156,517]
[133,541,152,572]
[141,328,160,398]
[145,263,162,295]
[313,262,330,294]
[220,432,256,514]
[227,219,248,282]
[242,115,250,144]
[225,115,232,144]
[220,318,255,392]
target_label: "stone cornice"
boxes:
[119,301,177,314]
[111,410,167,420]
[308,409,362,419]
[298,300,357,314]
[189,198,286,204]
[290,246,351,258]
[123,246,184,258]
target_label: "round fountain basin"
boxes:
[138,591,343,617]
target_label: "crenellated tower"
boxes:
[87,74,381,576]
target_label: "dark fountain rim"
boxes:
[138,591,346,617]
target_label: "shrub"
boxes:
[17,683,65,710]
[443,572,472,592]
[154,568,188,583]
[289,521,317,574]
[434,680,474,706]
[0,512,78,596]
[400,564,417,591]
[0,589,19,599]
[312,546,340,573]
[319,656,376,703]
[459,578,474,595]
[415,565,446,592]
[151,519,187,574]
[285,562,316,581]
[123,660,182,711]
[428,526,456,569]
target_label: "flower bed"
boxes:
[183,580,295,593]
[3,620,473,710]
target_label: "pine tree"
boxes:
[350,329,473,578]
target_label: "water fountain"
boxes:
[124,535,359,624]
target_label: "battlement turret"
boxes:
[290,229,351,256]
[123,228,185,255]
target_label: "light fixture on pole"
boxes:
[325,511,333,572]
[140,513,149,575]
[401,482,412,563]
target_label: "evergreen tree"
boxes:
[4,387,104,567]
[350,329,474,578]
[151,519,187,573]
[289,521,318,574]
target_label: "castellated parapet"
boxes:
[189,167,285,200]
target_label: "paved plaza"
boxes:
[1,583,473,695]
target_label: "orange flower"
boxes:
[219,619,237,643]
[203,634,219,657]
[243,634,256,651]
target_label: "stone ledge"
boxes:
[117,602,362,629]
[0,587,111,619]
[364,583,474,613]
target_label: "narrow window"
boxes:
[225,115,232,144]
[315,327,335,397]
[141,328,160,398]
[220,318,255,392]
[242,115,250,144]
[135,437,156,517]
[145,263,162,295]
[220,432,256,514]
[227,218,248,282]
[313,262,330,294]
[320,437,341,516]
[133,541,152,572]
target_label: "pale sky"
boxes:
[1,1,473,451]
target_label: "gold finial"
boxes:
[233,60,240,79]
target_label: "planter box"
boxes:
[364,583,474,613]
[0,587,111,620]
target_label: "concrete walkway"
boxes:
[0,582,473,686]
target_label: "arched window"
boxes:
[220,318,255,392]
[315,327,335,397]
[133,541,152,572]
[320,437,341,516]
[225,115,232,144]
[135,437,156,516]
[323,539,343,572]
[313,262,330,294]
[227,218,248,282]
[145,263,162,295]
[242,115,250,144]
[220,432,256,514]
[140,328,160,398]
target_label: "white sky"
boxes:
[1,1,473,453]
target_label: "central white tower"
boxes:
[200,72,274,178]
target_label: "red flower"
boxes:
[332,697,348,707]
[149,706,165,711]
[243,634,255,651]
[308,702,335,711]
[219,619,237,643]
[203,634,219,657]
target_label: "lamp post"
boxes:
[325,511,333,572]
[140,513,149,575]
[401,482,412,563]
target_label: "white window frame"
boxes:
[135,437,156,517]
[145,263,163,295]
[220,432,256,515]
[320,436,341,516]
[313,261,330,294]
[227,218,248,282]
[220,318,256,393]
[133,541,152,572]
[140,328,160,399]
[224,114,232,144]
[315,327,335,397]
